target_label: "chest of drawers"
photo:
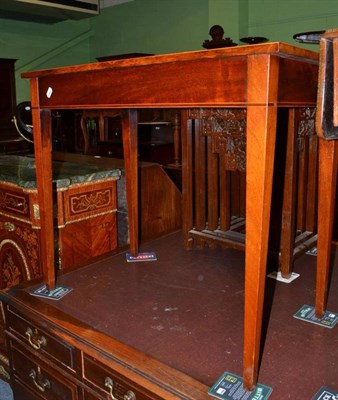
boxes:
[1,285,210,400]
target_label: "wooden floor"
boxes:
[31,230,338,399]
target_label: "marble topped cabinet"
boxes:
[0,155,121,286]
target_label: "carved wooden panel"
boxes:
[188,108,247,171]
[296,107,316,151]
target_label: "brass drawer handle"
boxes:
[105,377,118,400]
[29,369,50,392]
[25,327,47,350]
[3,222,15,232]
[105,377,137,400]
[124,390,137,400]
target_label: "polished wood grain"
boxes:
[315,29,338,317]
[22,42,318,391]
[3,286,211,400]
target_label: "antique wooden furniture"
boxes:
[0,154,120,380]
[52,152,182,244]
[0,155,120,274]
[19,43,318,392]
[0,235,229,400]
[315,29,338,317]
[182,107,318,275]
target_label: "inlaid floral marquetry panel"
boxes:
[69,188,113,216]
[0,189,30,218]
[0,221,40,289]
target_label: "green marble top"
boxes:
[0,155,121,189]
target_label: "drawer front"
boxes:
[0,187,31,220]
[7,307,77,372]
[11,340,79,400]
[62,180,117,224]
[83,354,155,400]
[13,377,44,400]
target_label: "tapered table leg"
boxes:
[243,54,279,390]
[122,109,139,256]
[315,139,337,317]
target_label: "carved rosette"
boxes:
[70,189,112,215]
[188,108,247,171]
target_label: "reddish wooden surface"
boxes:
[140,164,182,241]
[315,29,338,317]
[23,43,319,391]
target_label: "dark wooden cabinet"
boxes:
[0,58,17,140]
[0,58,30,154]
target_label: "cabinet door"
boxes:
[0,219,41,288]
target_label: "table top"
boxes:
[22,42,319,110]
[22,42,318,79]
[0,155,121,189]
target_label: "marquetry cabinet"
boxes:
[0,159,120,276]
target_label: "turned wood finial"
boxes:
[202,25,237,49]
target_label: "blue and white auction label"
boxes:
[208,372,272,400]
[312,386,338,400]
[31,284,72,300]
[294,305,338,329]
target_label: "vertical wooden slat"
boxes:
[194,118,206,233]
[181,110,194,249]
[305,133,318,232]
[231,171,241,217]
[296,135,308,231]
[239,171,246,218]
[279,108,297,277]
[219,157,231,231]
[207,135,219,231]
